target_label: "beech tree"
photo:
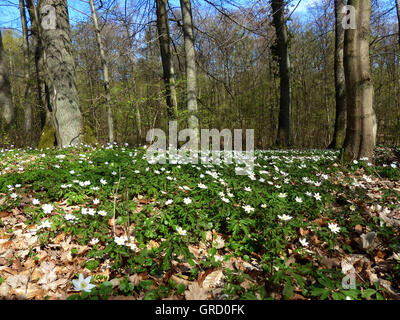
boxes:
[89,0,114,143]
[180,0,200,142]
[271,0,291,147]
[343,0,376,161]
[329,0,347,149]
[38,0,83,147]
[156,0,178,119]
[0,30,15,128]
[396,0,400,48]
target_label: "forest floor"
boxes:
[0,145,399,300]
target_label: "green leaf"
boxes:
[332,292,346,300]
[362,288,376,299]
[240,292,258,300]
[144,290,158,300]
[283,281,294,300]
[162,246,173,270]
[292,273,306,288]
[176,284,186,295]
[320,290,331,300]
[318,275,334,289]
[310,287,328,297]
[376,292,385,300]
[139,280,153,291]
[85,260,99,271]
[341,289,360,300]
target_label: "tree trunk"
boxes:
[89,0,114,143]
[38,0,83,147]
[19,0,33,141]
[0,31,15,127]
[271,0,291,147]
[180,0,199,142]
[156,0,178,119]
[343,0,376,161]
[396,0,400,49]
[25,0,47,130]
[329,0,347,149]
[170,60,178,113]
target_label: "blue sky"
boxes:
[0,0,319,31]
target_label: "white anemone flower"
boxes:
[278,214,293,221]
[42,203,54,214]
[299,238,309,247]
[176,226,187,236]
[328,223,340,234]
[72,274,96,293]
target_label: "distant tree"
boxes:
[89,0,114,143]
[0,30,15,128]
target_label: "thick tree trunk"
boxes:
[271,0,291,147]
[180,0,199,142]
[329,0,347,149]
[0,31,15,127]
[89,0,114,143]
[343,0,376,161]
[38,0,83,147]
[19,0,33,140]
[156,0,178,119]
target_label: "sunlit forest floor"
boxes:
[0,145,399,300]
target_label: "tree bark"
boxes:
[19,0,33,140]
[0,31,15,127]
[38,0,83,147]
[343,0,376,161]
[89,0,114,143]
[329,0,347,149]
[180,0,199,142]
[156,0,178,119]
[25,0,47,130]
[396,0,400,49]
[271,0,291,147]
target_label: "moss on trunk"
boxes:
[38,122,97,149]
[83,124,97,145]
[38,122,55,149]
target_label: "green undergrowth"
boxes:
[0,145,399,300]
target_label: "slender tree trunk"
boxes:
[156,0,178,118]
[0,31,15,127]
[39,0,83,147]
[19,0,33,141]
[271,0,291,147]
[396,0,400,49]
[180,0,199,142]
[329,0,347,149]
[170,59,178,115]
[343,0,375,161]
[89,0,114,143]
[25,0,47,130]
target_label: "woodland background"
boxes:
[0,0,399,149]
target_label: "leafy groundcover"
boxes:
[0,145,399,300]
